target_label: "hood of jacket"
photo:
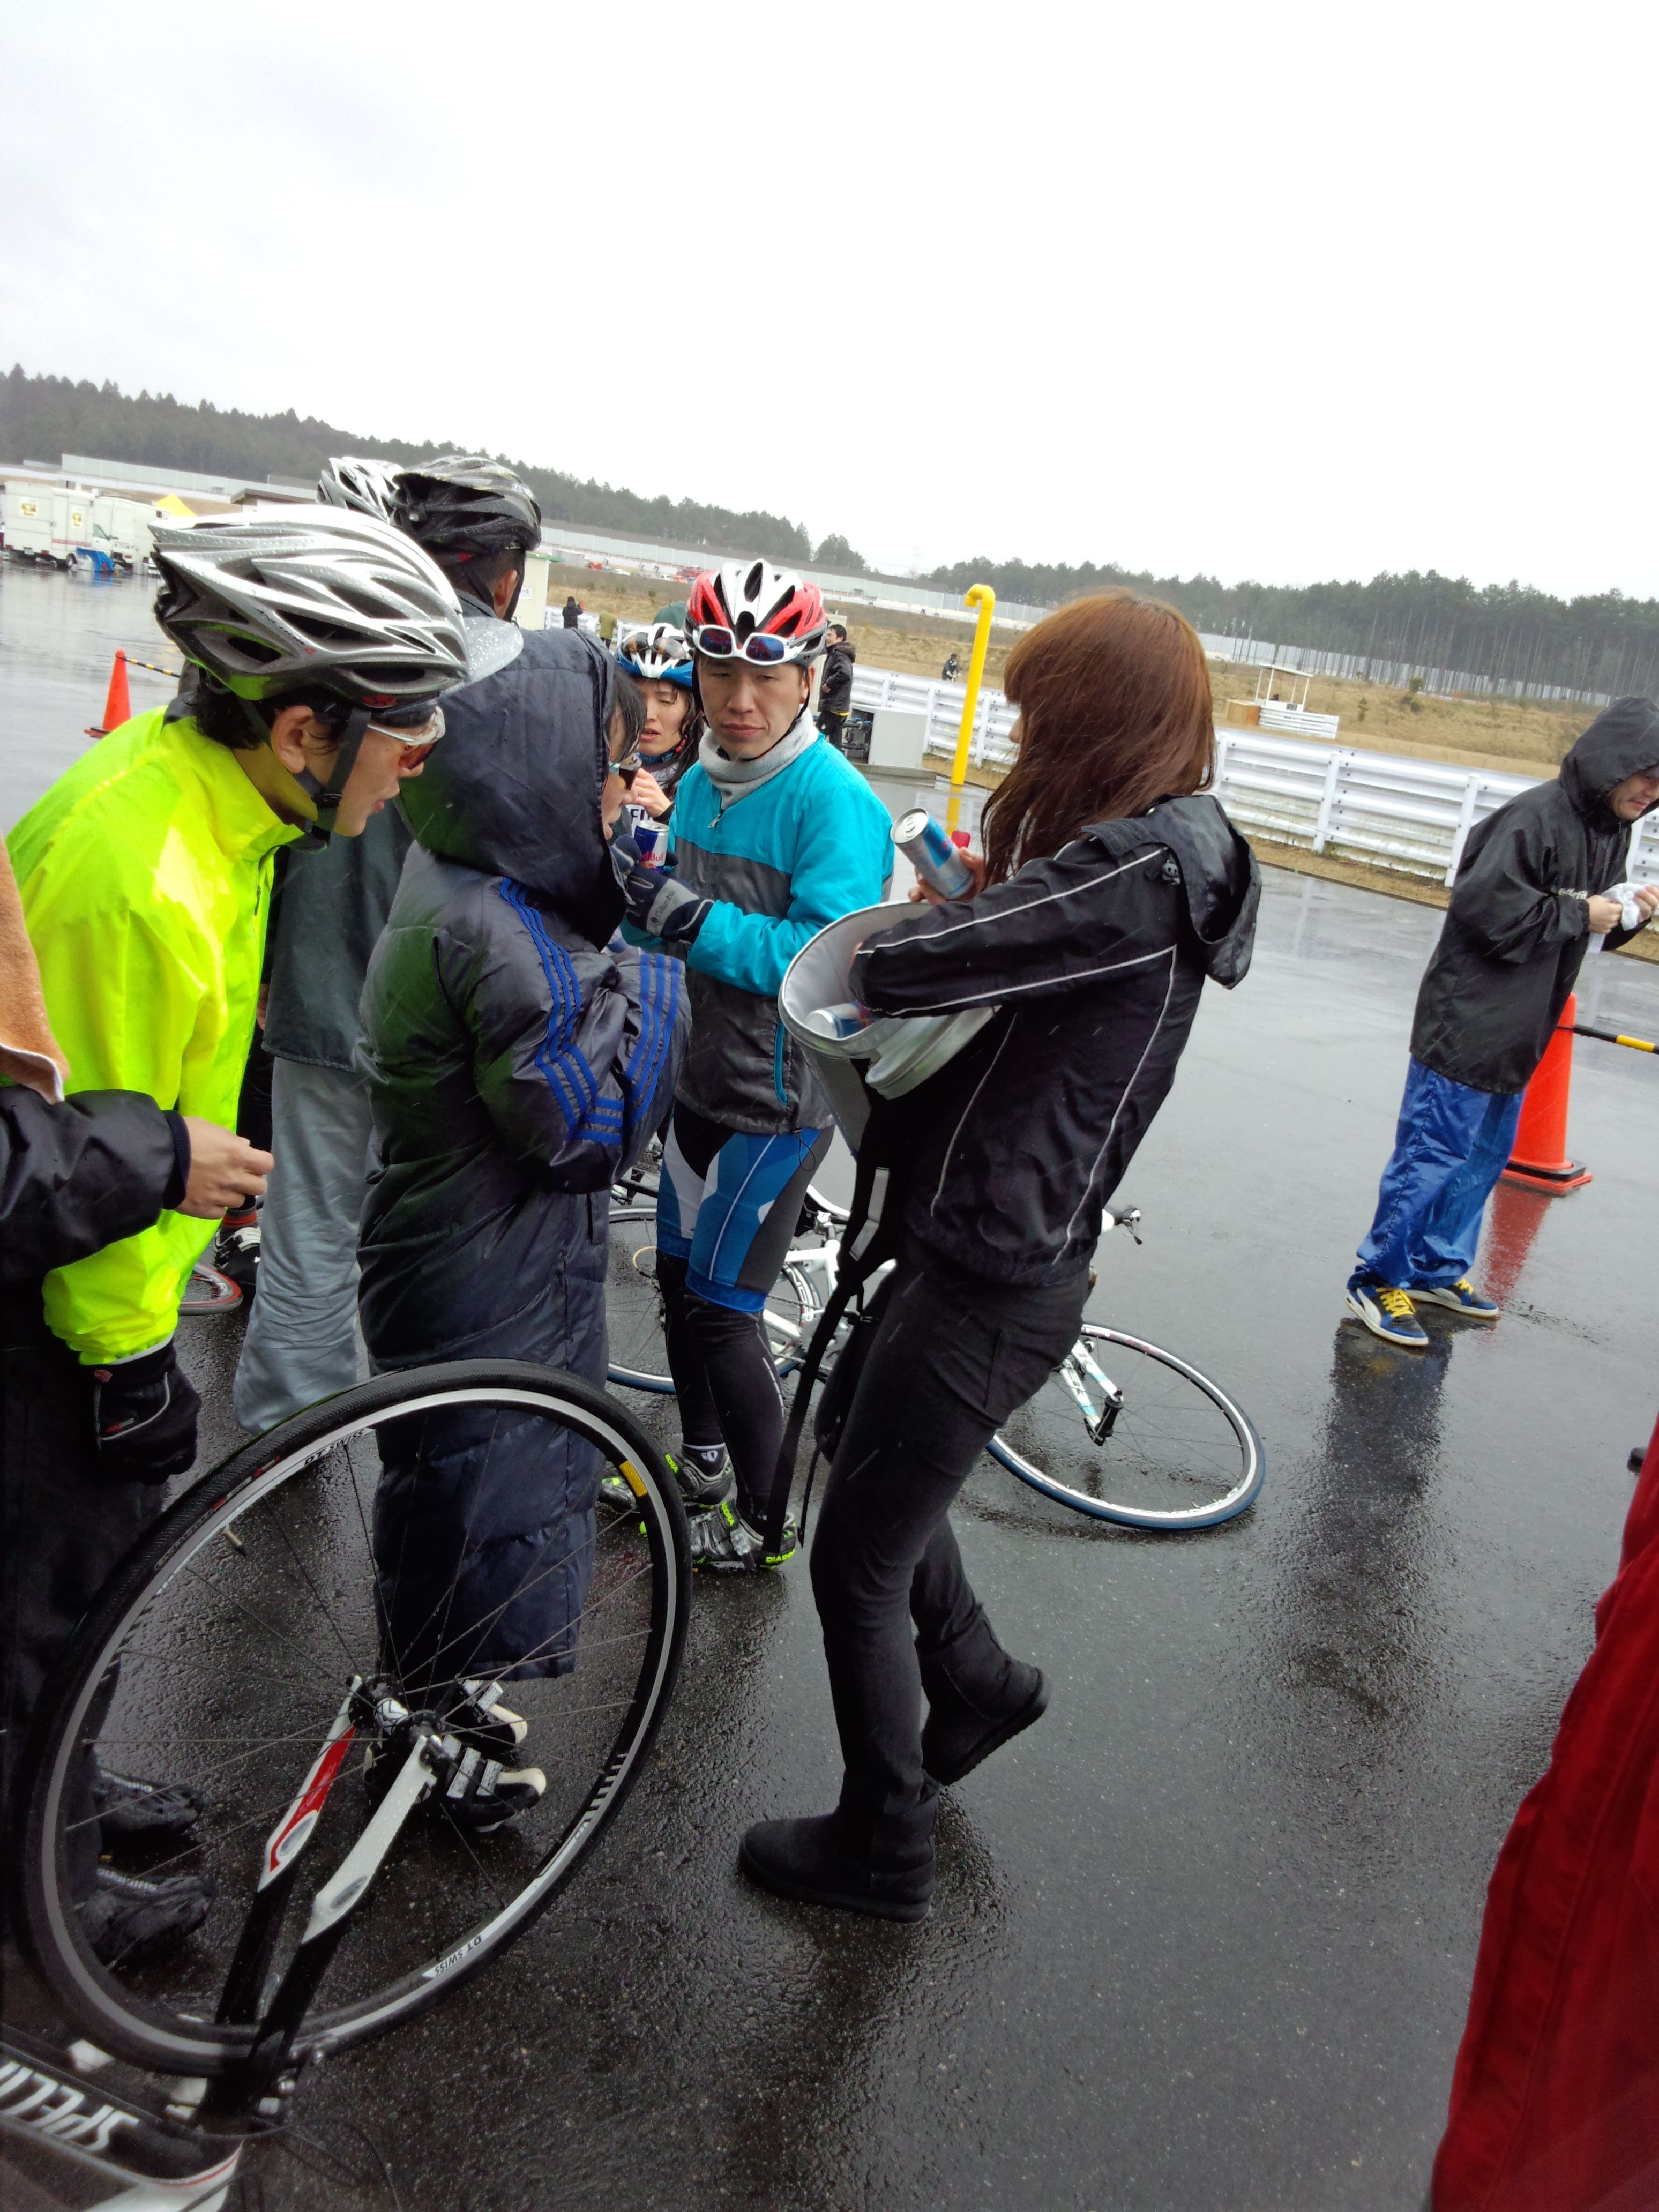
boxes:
[1077,793,1259,987]
[1559,697,1659,828]
[400,617,623,943]
[1145,793,1261,987]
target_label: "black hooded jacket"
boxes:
[354,619,687,1685]
[819,641,856,717]
[1410,697,1658,1094]
[357,619,684,1355]
[850,794,1259,1284]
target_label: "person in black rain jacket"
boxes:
[355,617,687,1830]
[1346,698,1659,1349]
[818,624,856,750]
[739,591,1258,1923]
[2,841,273,1961]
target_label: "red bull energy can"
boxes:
[894,809,975,899]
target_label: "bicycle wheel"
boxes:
[16,1361,690,2078]
[180,1261,242,1314]
[988,1326,1263,1529]
[606,1206,677,1393]
[604,1207,821,1393]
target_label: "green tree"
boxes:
[814,534,866,573]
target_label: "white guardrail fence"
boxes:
[849,665,1659,892]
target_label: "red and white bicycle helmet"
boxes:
[687,558,826,664]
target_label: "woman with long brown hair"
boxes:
[741,590,1260,1921]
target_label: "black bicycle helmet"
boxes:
[392,453,543,558]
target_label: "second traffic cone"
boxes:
[1502,991,1592,1193]
[86,650,131,738]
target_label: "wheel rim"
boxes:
[23,1371,686,2075]
[606,1207,675,1391]
[604,1212,823,1395]
[988,1327,1263,1528]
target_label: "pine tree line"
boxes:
[921,557,1659,704]
[0,369,814,565]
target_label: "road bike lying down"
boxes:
[12,1361,690,2147]
[605,1183,1264,1533]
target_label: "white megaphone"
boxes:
[778,902,995,1150]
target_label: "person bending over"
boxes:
[614,559,893,1572]
[355,612,686,1833]
[741,589,1259,1919]
[231,456,536,1433]
[1344,698,1659,1348]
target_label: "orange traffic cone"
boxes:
[86,650,131,738]
[1502,991,1592,1193]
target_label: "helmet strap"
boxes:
[292,705,371,848]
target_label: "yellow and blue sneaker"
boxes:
[1344,1280,1429,1349]
[1411,1279,1499,1321]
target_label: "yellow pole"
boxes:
[946,584,997,836]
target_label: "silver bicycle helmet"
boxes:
[617,622,694,690]
[152,506,469,712]
[316,454,404,522]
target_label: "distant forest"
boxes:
[927,562,1659,704]
[0,369,814,564]
[7,370,1656,700]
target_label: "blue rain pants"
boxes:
[1350,1058,1522,1292]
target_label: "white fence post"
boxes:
[1446,778,1480,886]
[1311,751,1344,854]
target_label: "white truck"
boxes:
[3,485,93,567]
[2,484,167,571]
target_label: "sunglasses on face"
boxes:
[365,705,446,765]
[691,625,796,666]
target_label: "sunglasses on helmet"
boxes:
[691,624,798,666]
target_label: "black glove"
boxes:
[91,1342,200,1483]
[610,833,712,947]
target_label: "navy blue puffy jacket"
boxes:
[356,618,687,1690]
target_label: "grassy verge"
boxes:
[1214,659,1595,780]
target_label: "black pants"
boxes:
[1,1325,159,1900]
[656,1102,830,1526]
[809,1234,1087,1849]
[817,709,850,753]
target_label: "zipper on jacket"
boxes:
[773,1021,789,1105]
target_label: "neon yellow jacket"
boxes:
[6,709,300,1361]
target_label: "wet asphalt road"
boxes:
[5,561,1659,2209]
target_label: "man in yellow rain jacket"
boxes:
[4,507,466,1964]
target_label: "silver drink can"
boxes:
[894,809,975,899]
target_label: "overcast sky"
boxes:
[3,1,1653,598]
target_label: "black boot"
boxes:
[739,1806,935,1923]
[93,1765,205,1849]
[921,1653,1049,1788]
[80,1867,216,1966]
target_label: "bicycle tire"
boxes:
[988,1326,1264,1530]
[15,1360,690,2079]
[604,1205,821,1394]
[180,1261,242,1314]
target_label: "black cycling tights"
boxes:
[656,1252,786,1527]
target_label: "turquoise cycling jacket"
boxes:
[640,733,893,1134]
